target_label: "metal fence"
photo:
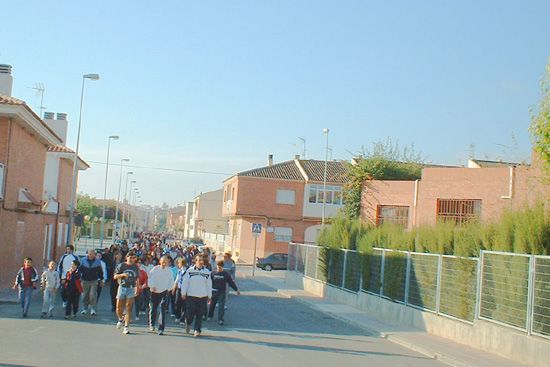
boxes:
[288,243,550,339]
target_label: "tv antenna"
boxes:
[297,136,306,159]
[31,83,46,118]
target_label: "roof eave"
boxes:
[0,104,62,145]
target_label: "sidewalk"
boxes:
[244,272,527,367]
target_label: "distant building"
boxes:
[192,189,228,252]
[360,155,549,229]
[166,205,187,238]
[223,155,348,263]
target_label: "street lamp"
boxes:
[100,135,119,247]
[321,128,330,228]
[124,180,136,239]
[114,158,130,241]
[130,188,139,238]
[120,173,133,240]
[67,73,100,246]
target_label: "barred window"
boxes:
[377,205,409,228]
[437,199,481,224]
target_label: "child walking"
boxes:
[13,257,39,318]
[64,260,83,319]
[41,261,60,318]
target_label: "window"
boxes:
[276,189,296,205]
[274,227,293,242]
[437,199,481,224]
[308,185,343,205]
[377,205,409,228]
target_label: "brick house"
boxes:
[0,65,88,287]
[360,155,549,229]
[223,156,348,263]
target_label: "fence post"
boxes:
[358,251,364,293]
[435,254,443,315]
[315,246,319,280]
[526,255,536,335]
[342,250,348,289]
[475,250,484,320]
[404,251,411,305]
[295,244,299,272]
[287,242,291,272]
[380,249,386,297]
[304,245,309,276]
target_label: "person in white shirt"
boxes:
[41,261,60,318]
[148,255,174,335]
[181,254,212,337]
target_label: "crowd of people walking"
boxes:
[13,233,240,337]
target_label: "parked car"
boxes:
[256,253,288,271]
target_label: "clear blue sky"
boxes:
[2,1,549,206]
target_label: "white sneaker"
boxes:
[149,325,155,332]
[90,309,96,316]
[123,326,129,334]
[116,320,123,329]
[81,309,88,315]
[135,316,140,321]
[194,330,201,337]
[62,302,67,308]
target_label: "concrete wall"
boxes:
[286,271,550,367]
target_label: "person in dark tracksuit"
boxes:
[64,260,83,319]
[181,255,212,337]
[208,261,240,325]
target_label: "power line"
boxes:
[86,160,233,176]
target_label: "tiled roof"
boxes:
[48,145,75,154]
[235,159,349,183]
[0,94,26,105]
[0,93,62,144]
[238,160,304,180]
[299,160,349,183]
[47,145,91,169]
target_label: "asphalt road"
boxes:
[0,273,446,367]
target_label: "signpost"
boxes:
[252,223,262,276]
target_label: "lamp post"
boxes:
[124,180,136,239]
[67,73,100,246]
[130,188,139,238]
[120,173,133,240]
[114,158,130,241]
[100,135,119,247]
[321,128,330,229]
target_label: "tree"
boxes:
[530,58,550,172]
[343,139,425,218]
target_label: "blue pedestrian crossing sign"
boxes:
[252,223,262,235]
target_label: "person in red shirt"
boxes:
[134,259,149,321]
[13,257,39,318]
[64,260,84,319]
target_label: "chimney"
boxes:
[44,112,69,146]
[267,154,273,166]
[294,155,301,160]
[0,64,13,96]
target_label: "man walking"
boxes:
[148,256,173,335]
[113,251,140,335]
[208,261,240,325]
[57,245,78,307]
[79,249,104,315]
[181,255,212,337]
[95,252,108,303]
